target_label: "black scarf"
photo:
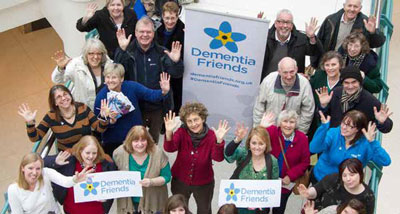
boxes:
[182,123,209,148]
[343,52,366,68]
[341,88,362,113]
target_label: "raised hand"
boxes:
[85,3,98,19]
[51,50,71,70]
[303,200,318,214]
[315,87,333,108]
[212,120,231,144]
[257,11,264,19]
[116,28,132,51]
[234,123,249,143]
[363,15,377,33]
[159,72,170,95]
[373,104,392,124]
[55,151,71,166]
[260,112,275,128]
[297,184,310,199]
[318,110,331,124]
[362,121,377,142]
[18,103,37,124]
[100,99,111,119]
[305,17,320,38]
[164,110,178,133]
[73,166,95,183]
[164,41,182,63]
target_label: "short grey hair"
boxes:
[344,0,363,6]
[135,16,155,32]
[104,63,125,78]
[278,57,297,71]
[276,9,294,22]
[82,38,108,66]
[277,110,299,128]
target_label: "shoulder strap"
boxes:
[278,136,291,170]
[265,153,273,179]
[230,151,252,179]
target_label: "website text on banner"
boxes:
[218,179,281,208]
[74,171,142,203]
[183,8,269,137]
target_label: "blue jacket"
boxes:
[310,122,391,181]
[95,81,166,144]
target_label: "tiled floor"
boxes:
[0,2,399,213]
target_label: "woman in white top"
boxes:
[7,153,92,214]
[51,38,112,110]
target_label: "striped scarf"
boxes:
[341,88,362,113]
[343,52,366,68]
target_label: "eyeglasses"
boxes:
[276,19,293,25]
[341,121,356,129]
[88,52,103,57]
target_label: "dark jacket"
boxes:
[312,9,386,67]
[321,86,393,133]
[114,40,183,112]
[44,155,117,213]
[261,25,323,80]
[76,6,137,58]
[156,18,185,57]
[338,48,384,93]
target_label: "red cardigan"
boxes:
[164,127,225,186]
[267,126,310,193]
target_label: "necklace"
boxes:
[62,106,76,120]
[81,163,96,170]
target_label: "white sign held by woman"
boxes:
[218,179,281,208]
[74,171,142,203]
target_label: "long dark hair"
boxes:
[48,85,75,122]
[342,110,368,145]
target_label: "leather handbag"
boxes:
[278,137,310,195]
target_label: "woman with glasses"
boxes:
[51,38,112,110]
[309,110,391,183]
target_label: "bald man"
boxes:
[312,0,386,67]
[253,57,315,134]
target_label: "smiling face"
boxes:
[342,167,361,190]
[343,0,362,22]
[22,160,42,187]
[274,12,293,41]
[163,11,178,31]
[80,142,98,166]
[170,206,185,214]
[249,135,267,157]
[105,73,123,92]
[340,117,358,139]
[87,48,103,68]
[131,138,148,154]
[54,89,73,109]
[347,40,362,57]
[343,78,361,95]
[324,57,341,78]
[107,0,124,19]
[135,22,155,50]
[185,113,205,134]
[278,58,298,86]
[280,117,296,137]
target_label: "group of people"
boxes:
[8,0,394,213]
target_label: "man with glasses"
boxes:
[114,16,183,144]
[253,57,315,134]
[316,65,393,133]
[259,9,323,81]
[311,0,386,67]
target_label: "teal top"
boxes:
[129,154,171,203]
[225,146,279,214]
[225,146,279,180]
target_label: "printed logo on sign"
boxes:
[80,177,99,196]
[204,22,246,53]
[225,183,240,201]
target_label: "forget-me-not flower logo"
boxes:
[204,21,246,53]
[80,177,99,196]
[225,183,240,201]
